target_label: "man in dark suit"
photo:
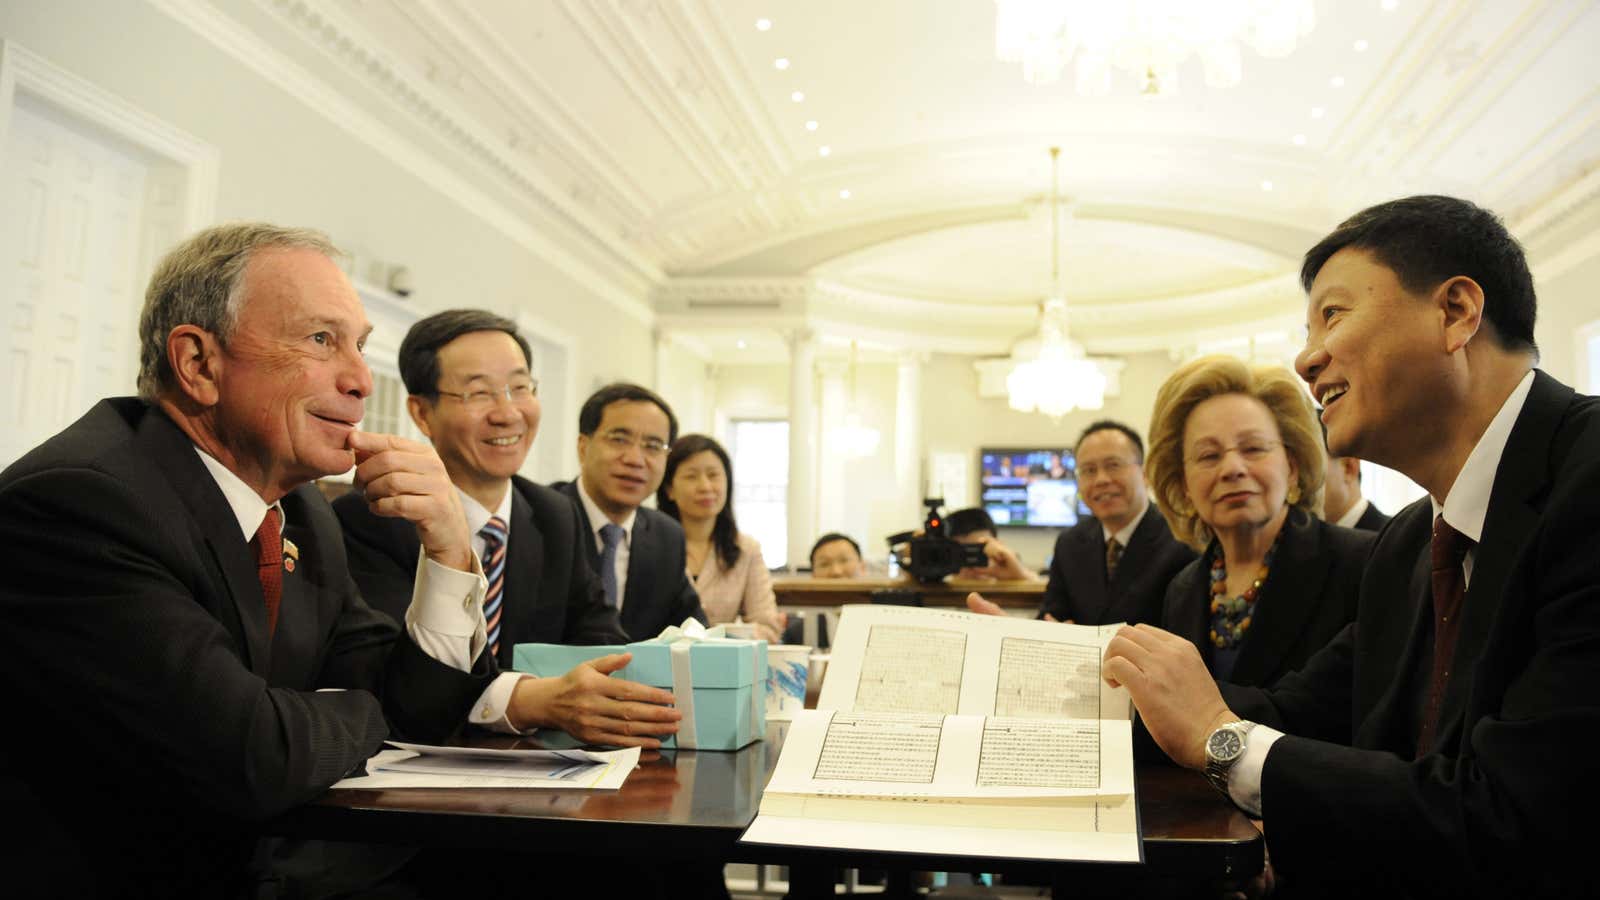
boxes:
[335,310,679,748]
[973,421,1195,624]
[1107,196,1600,897]
[0,225,498,897]
[554,383,706,641]
[1321,419,1390,531]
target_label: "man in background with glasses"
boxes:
[554,383,707,640]
[336,311,680,748]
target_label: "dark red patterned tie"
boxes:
[1417,514,1471,756]
[253,507,284,636]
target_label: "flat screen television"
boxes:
[979,447,1090,528]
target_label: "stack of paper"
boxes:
[741,605,1140,863]
[335,741,640,791]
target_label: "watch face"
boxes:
[1208,728,1243,762]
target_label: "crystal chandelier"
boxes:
[1006,147,1107,419]
[994,0,1317,95]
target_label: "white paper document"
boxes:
[332,743,640,790]
[743,605,1140,863]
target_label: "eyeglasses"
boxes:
[1078,457,1134,479]
[433,379,538,411]
[597,429,669,458]
[1186,440,1281,473]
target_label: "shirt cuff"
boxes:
[470,672,534,734]
[403,549,487,673]
[1227,723,1284,817]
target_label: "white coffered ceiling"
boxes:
[177,0,1600,358]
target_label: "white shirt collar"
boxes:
[576,477,635,547]
[193,448,282,542]
[459,483,514,540]
[1101,499,1149,548]
[1335,497,1370,530]
[1431,370,1536,543]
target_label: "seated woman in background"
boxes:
[1145,355,1374,688]
[658,434,785,643]
[810,532,866,578]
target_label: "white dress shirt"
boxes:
[576,478,636,610]
[1101,500,1150,549]
[1334,497,1371,530]
[1227,370,1535,815]
[456,484,542,733]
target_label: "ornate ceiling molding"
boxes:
[148,0,658,324]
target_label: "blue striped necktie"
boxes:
[480,516,508,659]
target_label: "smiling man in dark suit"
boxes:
[972,421,1195,624]
[1106,196,1600,897]
[0,225,498,897]
[554,383,706,640]
[1042,421,1197,624]
[335,310,678,749]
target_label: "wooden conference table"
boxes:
[267,723,1263,892]
[773,575,1046,611]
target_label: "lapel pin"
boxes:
[283,538,299,573]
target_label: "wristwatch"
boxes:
[1203,721,1257,796]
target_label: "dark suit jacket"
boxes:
[551,479,706,640]
[335,475,628,669]
[0,399,490,898]
[1221,371,1600,897]
[1039,506,1197,625]
[1353,500,1390,532]
[1163,509,1373,688]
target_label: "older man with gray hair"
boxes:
[0,223,505,897]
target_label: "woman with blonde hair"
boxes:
[1147,355,1374,686]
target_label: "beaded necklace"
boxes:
[1207,536,1281,650]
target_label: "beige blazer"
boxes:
[690,532,783,643]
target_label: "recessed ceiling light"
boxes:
[1311,106,1326,119]
[791,91,805,102]
[1381,0,1398,11]
[839,189,851,199]
[805,120,819,131]
[755,18,772,31]
[1292,133,1307,146]
[819,145,832,157]
[774,57,790,70]
[1330,75,1346,88]
[1260,180,1274,192]
[736,339,748,349]
[1353,39,1370,52]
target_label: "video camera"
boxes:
[886,498,989,584]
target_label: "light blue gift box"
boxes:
[512,636,767,751]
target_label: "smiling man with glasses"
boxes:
[553,382,707,641]
[335,310,680,749]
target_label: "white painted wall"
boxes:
[1533,250,1600,388]
[0,0,655,424]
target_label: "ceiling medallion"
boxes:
[1005,148,1109,419]
[994,0,1317,95]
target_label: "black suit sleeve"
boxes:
[332,492,416,625]
[674,571,709,627]
[1038,530,1076,621]
[0,469,389,821]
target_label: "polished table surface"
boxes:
[267,723,1262,880]
[773,576,1045,610]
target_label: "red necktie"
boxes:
[253,507,284,636]
[1417,514,1471,756]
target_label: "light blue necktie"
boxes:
[479,516,508,658]
[599,523,624,608]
